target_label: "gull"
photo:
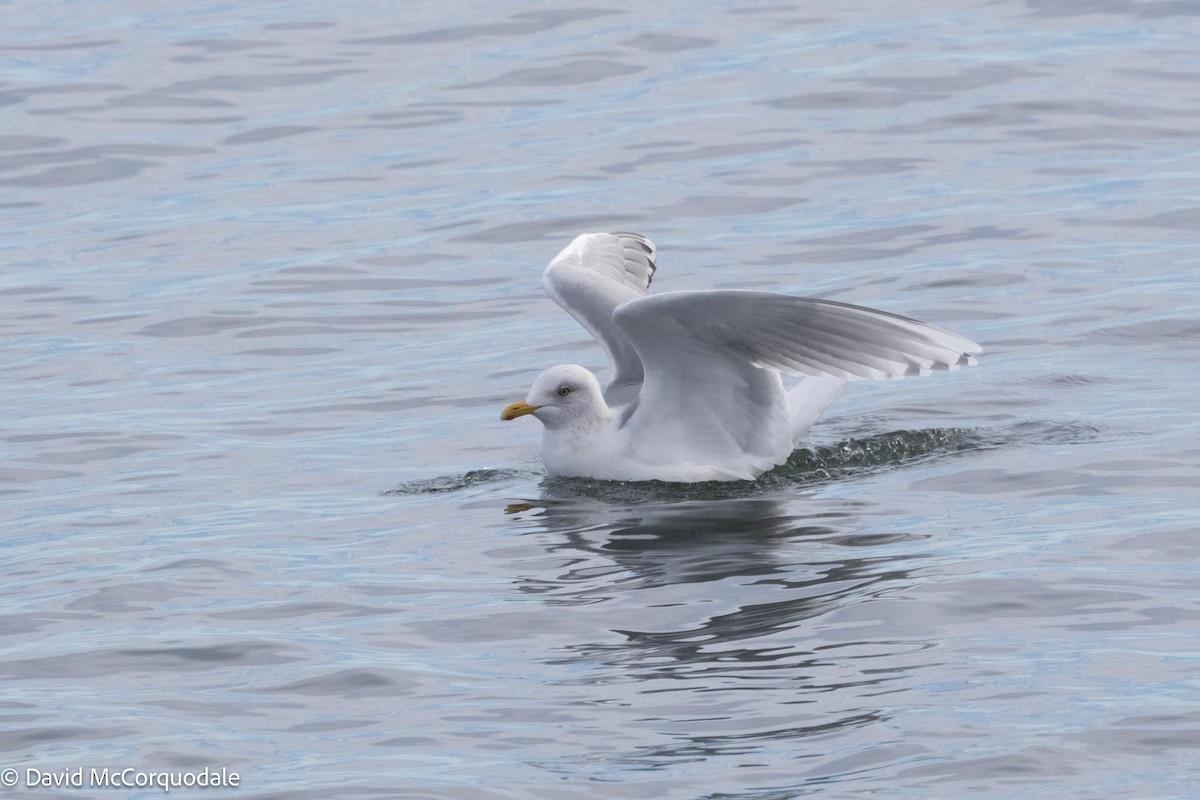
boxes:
[501,232,980,482]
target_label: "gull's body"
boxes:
[501,232,980,482]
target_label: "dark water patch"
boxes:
[652,194,800,217]
[66,582,196,613]
[1032,372,1121,388]
[263,22,338,32]
[213,602,392,621]
[0,83,127,109]
[0,642,302,680]
[454,58,645,90]
[1025,0,1200,18]
[764,89,943,110]
[108,91,236,109]
[803,224,936,246]
[917,270,1028,289]
[862,64,1039,93]
[162,68,363,95]
[605,138,806,175]
[365,108,463,129]
[261,668,418,698]
[223,125,319,145]
[1001,419,1106,446]
[0,143,209,187]
[0,135,65,151]
[0,466,84,484]
[237,346,341,356]
[253,272,487,293]
[0,38,121,52]
[345,8,618,46]
[1091,317,1200,345]
[138,315,267,338]
[176,38,283,54]
[1074,207,1200,231]
[145,557,249,574]
[0,157,155,187]
[796,223,1034,264]
[24,444,149,465]
[1067,710,1200,756]
[1,286,63,297]
[623,33,715,52]
[0,725,135,751]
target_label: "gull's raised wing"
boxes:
[543,232,656,406]
[610,290,981,477]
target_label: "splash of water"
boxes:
[539,427,990,502]
[384,467,527,496]
[388,427,1005,499]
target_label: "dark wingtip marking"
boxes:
[608,231,657,288]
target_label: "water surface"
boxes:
[3,1,1199,798]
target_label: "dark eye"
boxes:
[556,386,571,397]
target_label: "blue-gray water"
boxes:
[3,2,1199,798]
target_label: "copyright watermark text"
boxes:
[3,767,239,792]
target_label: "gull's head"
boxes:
[500,364,607,430]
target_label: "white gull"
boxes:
[501,232,980,482]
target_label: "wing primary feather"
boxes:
[616,290,981,384]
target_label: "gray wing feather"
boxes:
[615,290,981,383]
[609,290,980,467]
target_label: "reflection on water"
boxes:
[521,496,837,591]
[502,490,935,781]
[522,495,920,652]
[465,414,1137,785]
